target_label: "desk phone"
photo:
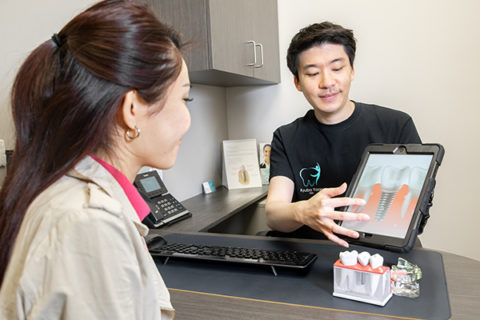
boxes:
[134,170,191,228]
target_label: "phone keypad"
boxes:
[152,194,188,218]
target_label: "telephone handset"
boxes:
[134,170,191,228]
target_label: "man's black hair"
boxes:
[287,22,356,80]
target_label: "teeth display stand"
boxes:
[333,259,392,306]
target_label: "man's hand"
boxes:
[294,183,369,247]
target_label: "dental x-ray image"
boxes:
[342,154,432,239]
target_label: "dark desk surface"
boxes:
[162,234,480,320]
[151,186,268,235]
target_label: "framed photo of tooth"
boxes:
[222,139,262,190]
[340,144,444,252]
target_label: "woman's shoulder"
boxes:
[24,174,125,240]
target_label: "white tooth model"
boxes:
[369,253,384,269]
[339,250,358,266]
[333,250,392,306]
[357,251,371,266]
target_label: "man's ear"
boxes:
[294,75,302,92]
[120,90,146,130]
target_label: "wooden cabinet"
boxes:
[145,0,280,86]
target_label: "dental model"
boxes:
[333,250,392,306]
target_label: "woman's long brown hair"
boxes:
[0,0,183,285]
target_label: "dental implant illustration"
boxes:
[354,166,382,213]
[376,166,409,221]
[352,165,428,221]
[400,167,427,218]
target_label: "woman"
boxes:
[0,0,191,318]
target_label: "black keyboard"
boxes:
[149,242,317,275]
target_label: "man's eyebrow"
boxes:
[329,57,346,65]
[302,64,319,70]
[302,58,346,70]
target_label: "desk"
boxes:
[159,233,480,320]
[152,186,268,235]
[149,187,478,319]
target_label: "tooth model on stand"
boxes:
[333,250,392,306]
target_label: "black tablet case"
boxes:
[342,144,444,252]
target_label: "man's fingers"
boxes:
[316,222,362,248]
[323,230,350,248]
[324,196,366,209]
[329,211,370,221]
[318,183,348,198]
[331,224,361,239]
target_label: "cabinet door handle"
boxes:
[255,42,264,68]
[247,40,257,66]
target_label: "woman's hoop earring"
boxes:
[125,125,140,141]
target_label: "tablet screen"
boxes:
[342,153,433,238]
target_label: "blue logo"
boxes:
[299,163,321,187]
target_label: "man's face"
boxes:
[263,145,271,160]
[294,43,355,124]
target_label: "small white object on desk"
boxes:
[202,181,216,194]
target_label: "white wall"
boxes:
[0,0,98,149]
[162,84,228,201]
[227,0,480,261]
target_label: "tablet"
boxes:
[340,144,444,252]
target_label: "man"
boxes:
[260,144,271,168]
[265,22,421,247]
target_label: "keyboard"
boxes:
[149,242,317,275]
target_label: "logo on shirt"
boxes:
[299,163,321,187]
